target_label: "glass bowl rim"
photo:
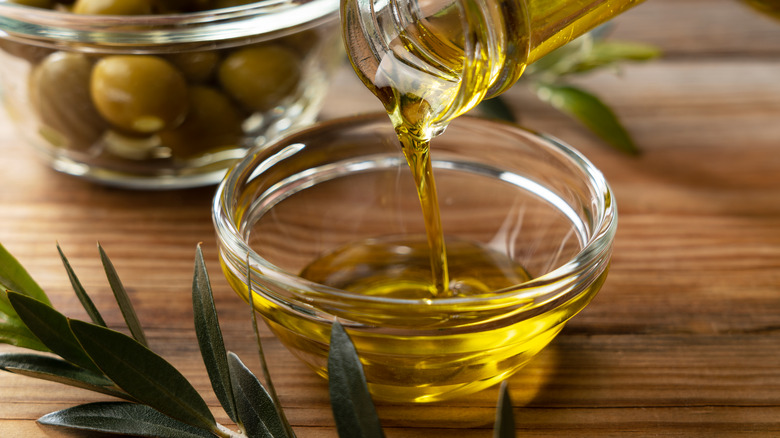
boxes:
[0,0,339,45]
[212,112,618,308]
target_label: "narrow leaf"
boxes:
[38,402,214,438]
[327,320,384,438]
[0,352,129,400]
[228,352,290,438]
[192,244,237,423]
[57,243,106,327]
[7,292,101,373]
[0,243,52,351]
[247,258,295,437]
[0,319,50,351]
[0,242,52,314]
[536,84,639,155]
[98,243,148,347]
[494,381,516,438]
[68,319,217,433]
[572,40,662,73]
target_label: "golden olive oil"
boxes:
[301,236,531,299]
[224,251,608,402]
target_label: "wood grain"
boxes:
[1,0,780,436]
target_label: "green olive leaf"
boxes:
[7,292,102,373]
[327,320,385,438]
[192,244,238,424]
[38,402,215,438]
[98,243,148,347]
[0,352,128,400]
[494,381,516,438]
[227,351,291,438]
[57,243,106,327]
[0,243,52,351]
[571,40,662,73]
[0,242,52,310]
[68,319,218,433]
[535,84,639,155]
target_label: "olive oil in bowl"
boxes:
[214,114,617,402]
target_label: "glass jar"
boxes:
[0,0,341,189]
[213,113,617,403]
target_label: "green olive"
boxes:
[211,0,256,8]
[217,44,301,113]
[91,55,189,134]
[72,0,152,14]
[158,85,243,158]
[167,51,220,83]
[28,51,108,150]
[151,0,210,13]
[7,0,54,9]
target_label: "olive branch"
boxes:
[0,242,516,437]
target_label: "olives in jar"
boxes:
[90,55,189,135]
[0,0,341,187]
[218,44,302,113]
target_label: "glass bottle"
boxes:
[342,0,645,139]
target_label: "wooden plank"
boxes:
[609,0,780,57]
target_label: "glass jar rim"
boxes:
[0,0,339,48]
[213,113,617,310]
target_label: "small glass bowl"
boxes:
[0,0,341,189]
[213,113,617,403]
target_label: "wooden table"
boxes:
[2,0,779,435]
